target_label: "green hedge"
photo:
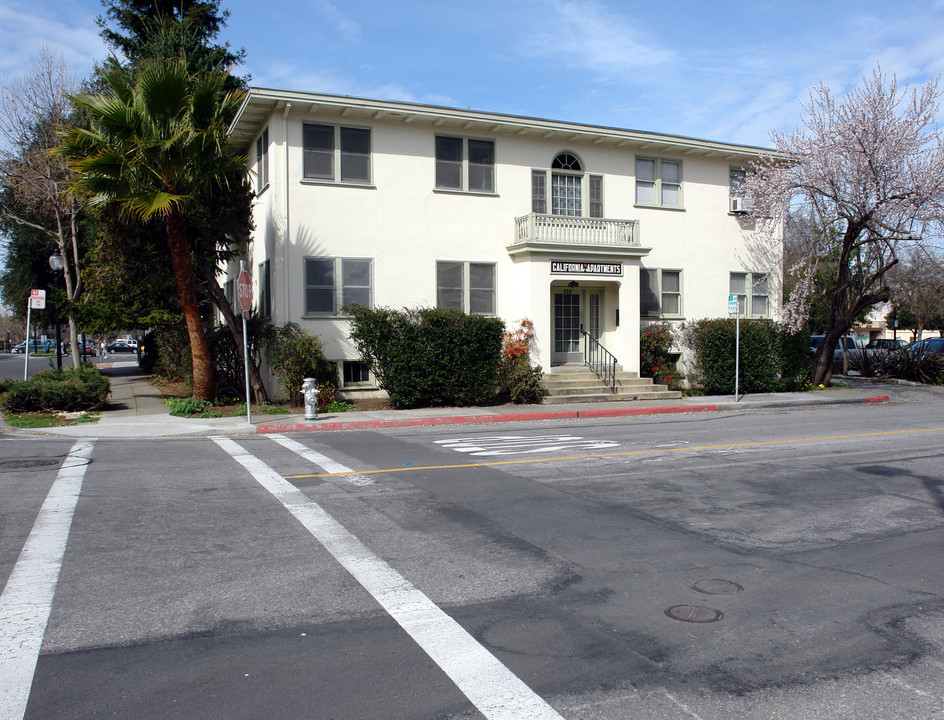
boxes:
[683,319,809,394]
[348,305,504,409]
[1,364,110,413]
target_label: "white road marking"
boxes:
[435,434,618,456]
[0,441,95,720]
[211,436,565,720]
[268,433,373,485]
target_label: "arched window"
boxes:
[531,152,603,218]
[551,152,583,216]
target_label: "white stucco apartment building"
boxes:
[226,89,779,396]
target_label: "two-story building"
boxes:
[226,88,779,397]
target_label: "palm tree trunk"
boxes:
[165,210,215,400]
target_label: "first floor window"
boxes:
[224,279,235,309]
[640,268,683,318]
[343,360,371,385]
[258,259,271,319]
[436,261,495,314]
[305,257,372,315]
[729,272,768,317]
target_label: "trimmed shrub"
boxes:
[264,322,339,406]
[1,364,110,413]
[348,305,504,409]
[682,319,809,394]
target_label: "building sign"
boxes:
[550,261,622,276]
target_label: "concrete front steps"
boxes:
[541,366,682,404]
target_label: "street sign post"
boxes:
[728,294,740,401]
[238,264,253,425]
[24,290,47,379]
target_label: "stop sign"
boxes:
[236,269,253,312]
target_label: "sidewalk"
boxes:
[19,360,940,440]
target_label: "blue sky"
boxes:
[1,0,943,146]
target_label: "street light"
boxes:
[48,248,65,371]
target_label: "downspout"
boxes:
[282,102,292,324]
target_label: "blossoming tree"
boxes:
[742,66,944,385]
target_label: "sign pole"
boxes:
[24,300,31,381]
[238,262,253,426]
[728,294,741,402]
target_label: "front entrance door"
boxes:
[552,288,604,365]
[553,290,581,364]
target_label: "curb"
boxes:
[254,396,891,434]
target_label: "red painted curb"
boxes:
[256,410,580,434]
[866,396,891,403]
[578,404,720,418]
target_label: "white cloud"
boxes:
[308,0,361,42]
[0,3,105,80]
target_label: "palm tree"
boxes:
[56,58,246,400]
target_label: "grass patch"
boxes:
[4,411,99,428]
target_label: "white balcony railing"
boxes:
[511,213,638,248]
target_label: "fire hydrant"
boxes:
[302,378,319,420]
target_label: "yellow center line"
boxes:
[283,426,944,479]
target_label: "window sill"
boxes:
[433,188,499,198]
[300,179,376,189]
[255,182,270,197]
[634,203,685,212]
[301,314,353,321]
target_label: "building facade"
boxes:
[226,89,779,396]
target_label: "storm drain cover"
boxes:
[0,458,60,471]
[691,578,744,595]
[664,605,724,623]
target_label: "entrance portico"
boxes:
[507,215,650,372]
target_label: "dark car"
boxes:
[105,341,135,354]
[62,342,97,357]
[865,338,907,351]
[905,337,944,355]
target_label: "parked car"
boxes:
[63,342,97,357]
[865,338,907,351]
[105,341,136,354]
[810,335,865,371]
[905,337,944,356]
[12,340,40,354]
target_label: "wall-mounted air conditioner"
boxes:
[729,197,749,213]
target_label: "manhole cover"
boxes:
[0,458,60,470]
[664,605,724,623]
[691,578,743,595]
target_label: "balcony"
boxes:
[508,213,643,258]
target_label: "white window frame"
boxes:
[434,135,496,193]
[729,272,769,318]
[341,360,373,387]
[635,156,683,209]
[255,127,269,193]
[304,257,373,316]
[640,268,683,319]
[531,153,603,217]
[436,261,496,315]
[302,123,372,185]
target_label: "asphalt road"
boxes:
[2,401,943,719]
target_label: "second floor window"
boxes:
[255,127,268,193]
[435,136,494,192]
[532,153,603,218]
[303,123,371,184]
[636,157,682,208]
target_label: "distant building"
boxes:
[226,89,780,398]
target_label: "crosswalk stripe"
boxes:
[0,441,95,720]
[211,436,565,720]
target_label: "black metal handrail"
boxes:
[583,332,617,393]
